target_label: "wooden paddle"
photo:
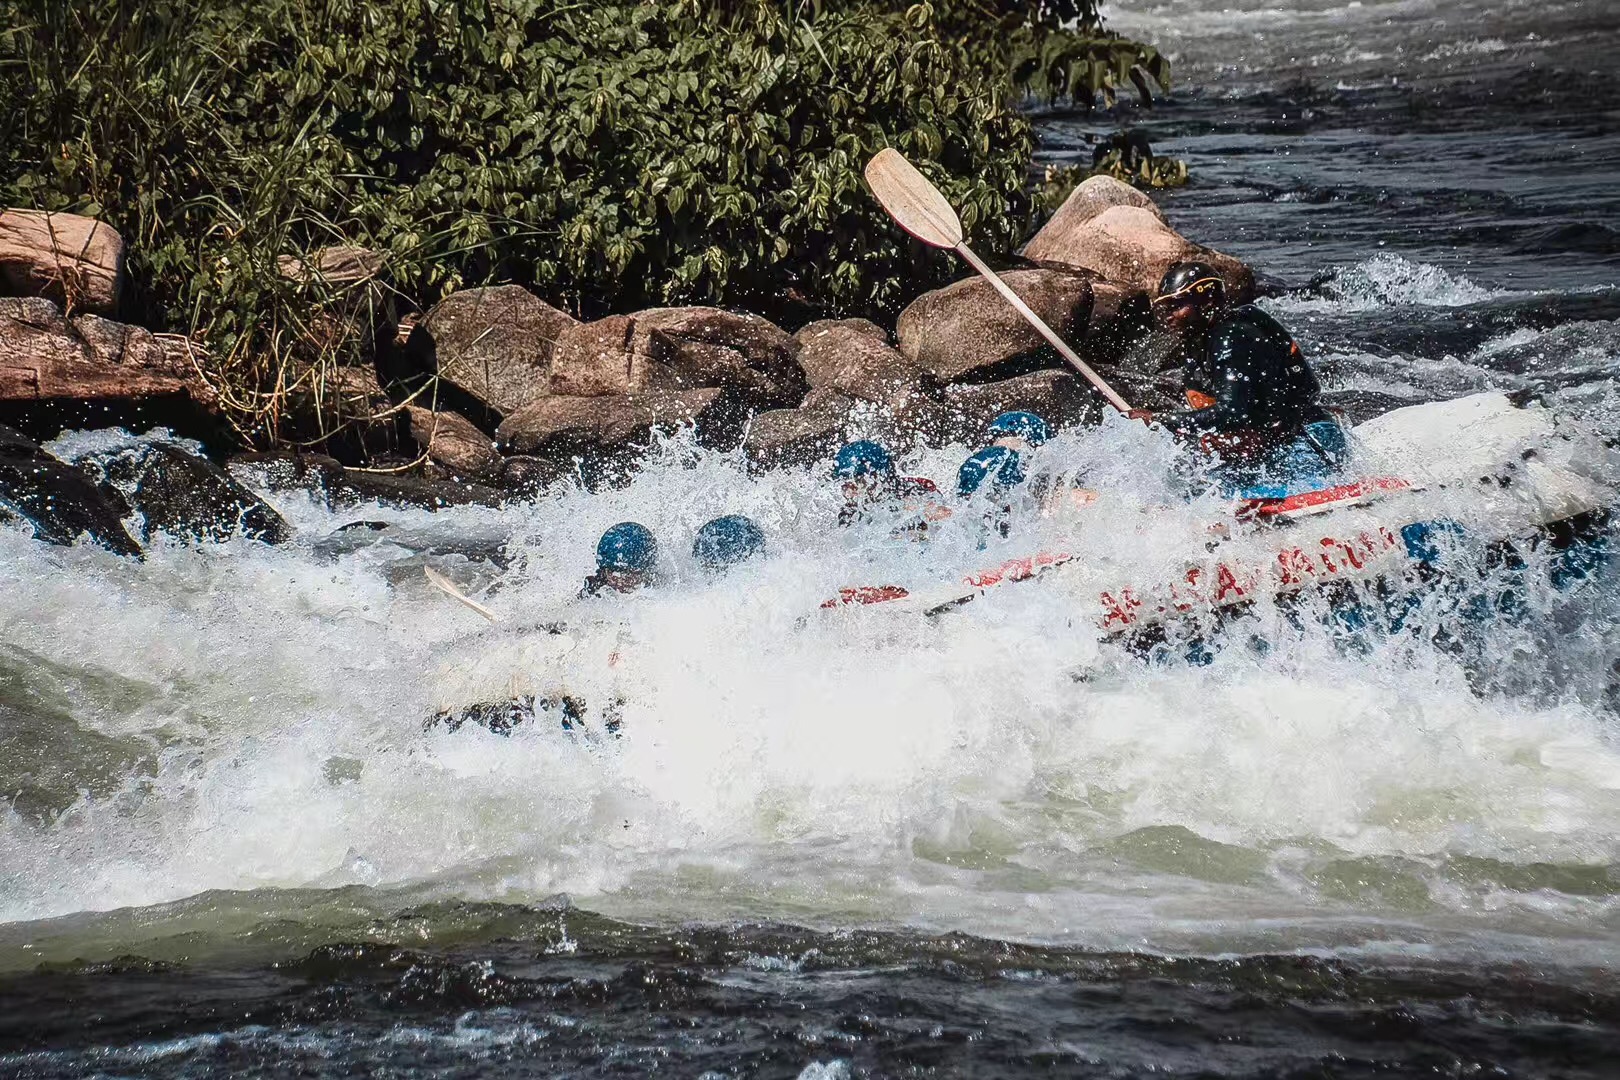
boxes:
[424,564,501,623]
[864,148,1132,414]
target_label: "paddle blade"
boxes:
[424,565,500,623]
[864,148,963,249]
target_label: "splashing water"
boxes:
[3,405,1618,972]
[1265,253,1508,315]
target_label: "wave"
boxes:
[1263,253,1509,315]
[1322,319,1620,428]
[2,418,1618,966]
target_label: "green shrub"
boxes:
[0,0,1168,448]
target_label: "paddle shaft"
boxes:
[952,242,1132,414]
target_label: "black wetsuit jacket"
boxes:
[1158,305,1330,441]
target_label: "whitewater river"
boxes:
[3,0,1618,1075]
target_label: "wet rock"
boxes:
[1079,281,1156,367]
[405,406,502,482]
[227,450,346,500]
[792,319,927,404]
[895,268,1094,384]
[0,424,140,554]
[497,387,744,457]
[0,210,125,315]
[549,307,805,408]
[743,388,858,470]
[232,450,507,511]
[82,442,290,544]
[1022,205,1254,303]
[0,299,212,405]
[1022,175,1165,265]
[499,454,573,496]
[0,419,39,458]
[898,370,1104,446]
[344,470,509,510]
[403,286,577,415]
[546,314,681,397]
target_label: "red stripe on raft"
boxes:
[1242,477,1411,519]
[963,551,1074,589]
[821,551,1075,609]
[821,584,911,608]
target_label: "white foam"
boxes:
[1263,253,1507,315]
[0,414,1617,962]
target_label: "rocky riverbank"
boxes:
[0,176,1251,554]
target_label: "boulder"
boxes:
[405,286,577,415]
[743,389,858,470]
[549,307,805,408]
[1022,205,1254,303]
[79,442,290,544]
[500,454,573,496]
[0,424,141,555]
[0,299,211,404]
[546,314,682,397]
[1078,281,1155,367]
[405,406,502,482]
[895,268,1094,384]
[0,210,125,315]
[792,319,927,403]
[1022,175,1164,265]
[229,450,507,511]
[896,370,1105,446]
[497,387,744,457]
[330,470,507,510]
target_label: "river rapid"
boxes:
[3,1,1619,1075]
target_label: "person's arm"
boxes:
[1155,322,1264,437]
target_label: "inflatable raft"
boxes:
[823,393,1617,637]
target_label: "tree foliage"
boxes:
[0,0,1167,446]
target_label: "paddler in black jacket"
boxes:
[1130,261,1350,498]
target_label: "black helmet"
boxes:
[1154,262,1226,309]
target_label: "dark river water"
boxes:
[3,1,1619,1076]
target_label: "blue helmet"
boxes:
[833,440,896,481]
[956,445,1027,498]
[596,521,658,573]
[987,410,1051,448]
[692,514,766,570]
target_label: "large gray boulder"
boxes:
[405,406,503,482]
[743,388,858,470]
[0,424,140,555]
[546,314,682,397]
[1021,205,1254,303]
[496,387,744,457]
[406,286,578,415]
[0,298,211,406]
[895,268,1094,384]
[548,307,805,408]
[792,319,926,404]
[1022,175,1165,265]
[79,442,290,545]
[0,210,125,316]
